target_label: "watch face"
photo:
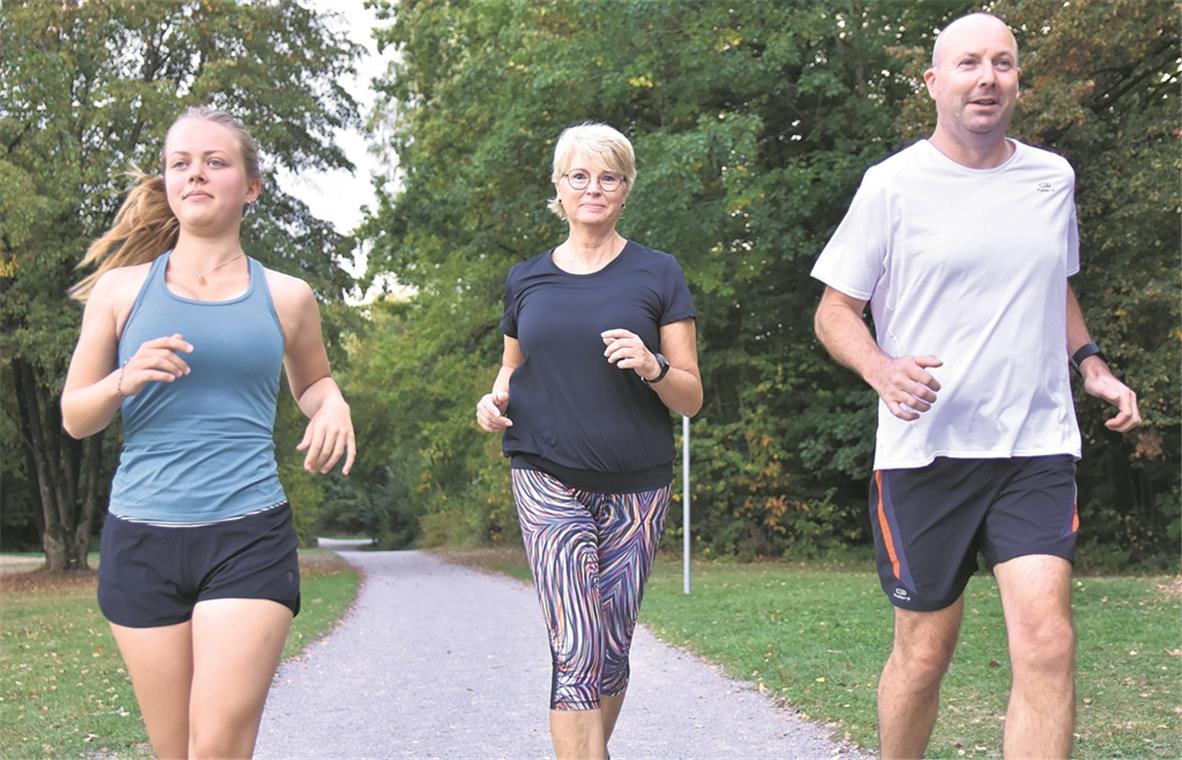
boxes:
[653,353,670,381]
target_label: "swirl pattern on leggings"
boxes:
[511,468,671,711]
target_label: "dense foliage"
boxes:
[3,1,1175,570]
[344,0,1179,567]
[0,0,360,566]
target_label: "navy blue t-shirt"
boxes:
[500,240,696,492]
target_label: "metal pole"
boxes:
[682,414,691,594]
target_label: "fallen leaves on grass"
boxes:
[298,551,353,577]
[1,551,348,596]
[0,569,98,595]
[1153,576,1182,599]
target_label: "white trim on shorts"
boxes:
[108,500,288,528]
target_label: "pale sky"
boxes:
[276,0,396,296]
[279,0,390,237]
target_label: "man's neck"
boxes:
[928,125,1014,169]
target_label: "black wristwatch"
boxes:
[644,352,671,384]
[1070,342,1107,372]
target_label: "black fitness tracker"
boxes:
[644,352,671,384]
[1070,342,1107,372]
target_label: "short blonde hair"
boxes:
[548,123,636,219]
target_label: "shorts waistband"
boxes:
[108,501,288,528]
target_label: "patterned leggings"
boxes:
[511,468,671,711]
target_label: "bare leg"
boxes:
[188,598,292,759]
[601,689,626,743]
[550,708,607,760]
[877,596,964,759]
[993,555,1075,759]
[108,621,194,759]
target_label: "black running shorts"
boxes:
[98,503,301,628]
[869,455,1078,612]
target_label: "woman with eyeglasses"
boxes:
[476,122,702,759]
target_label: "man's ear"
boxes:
[923,67,939,101]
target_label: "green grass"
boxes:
[450,548,1181,759]
[0,550,359,758]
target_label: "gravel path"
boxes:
[0,555,44,574]
[255,544,869,760]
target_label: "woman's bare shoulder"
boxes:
[91,262,153,306]
[262,267,316,324]
[263,267,314,299]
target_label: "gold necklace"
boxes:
[194,253,245,285]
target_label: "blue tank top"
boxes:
[109,251,287,523]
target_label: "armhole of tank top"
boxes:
[252,258,288,351]
[116,253,166,345]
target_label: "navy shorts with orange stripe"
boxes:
[869,455,1078,612]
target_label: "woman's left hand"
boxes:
[296,395,356,475]
[601,328,659,381]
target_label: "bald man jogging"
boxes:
[812,13,1140,760]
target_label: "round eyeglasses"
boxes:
[562,170,627,193]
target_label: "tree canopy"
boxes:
[345,0,1179,566]
[2,0,1175,570]
[0,0,361,568]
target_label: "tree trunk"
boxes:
[9,362,47,542]
[73,435,103,569]
[14,358,87,572]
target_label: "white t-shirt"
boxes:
[812,139,1082,470]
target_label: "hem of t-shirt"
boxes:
[510,454,672,493]
[808,273,874,301]
[659,310,697,326]
[873,447,1082,472]
[107,491,289,525]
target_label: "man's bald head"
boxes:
[923,10,1021,160]
[931,13,1018,69]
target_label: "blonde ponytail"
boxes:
[69,168,179,302]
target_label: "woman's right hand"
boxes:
[475,390,512,432]
[120,333,194,396]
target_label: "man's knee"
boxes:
[888,602,962,686]
[889,637,957,687]
[1009,616,1075,676]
